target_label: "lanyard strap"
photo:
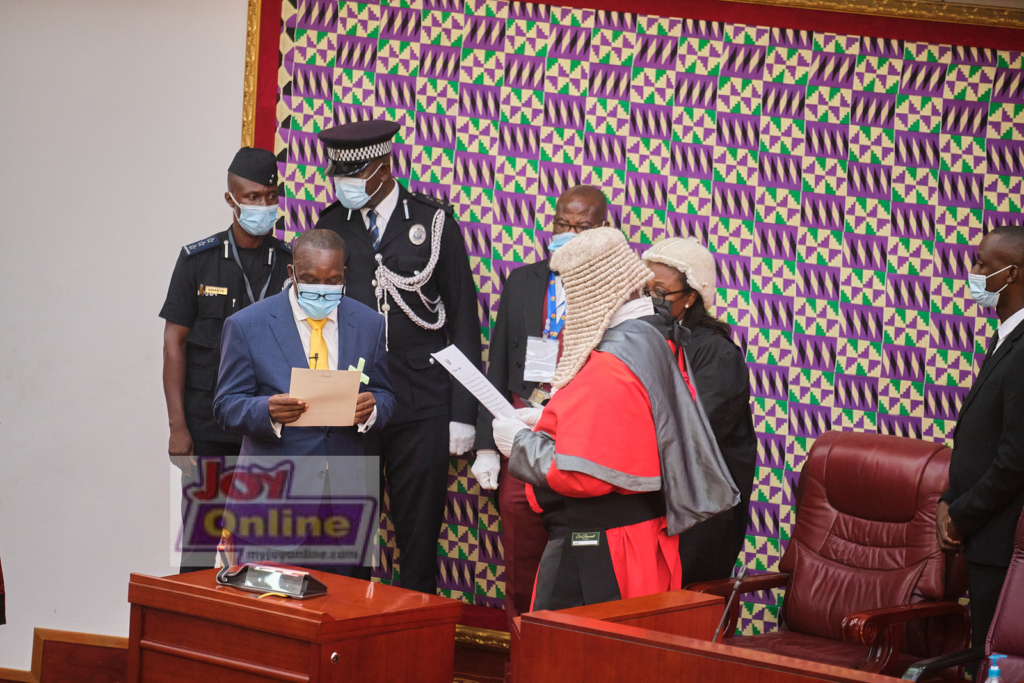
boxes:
[227,228,275,305]
[543,271,566,340]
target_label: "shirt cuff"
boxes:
[272,418,282,439]
[357,405,378,433]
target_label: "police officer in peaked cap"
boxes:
[159,147,293,573]
[314,120,481,595]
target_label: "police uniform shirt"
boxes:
[159,227,293,442]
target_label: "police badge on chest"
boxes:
[409,224,426,246]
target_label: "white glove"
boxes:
[514,407,543,428]
[449,421,476,455]
[471,449,502,490]
[492,415,530,458]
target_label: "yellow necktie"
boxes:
[308,318,329,369]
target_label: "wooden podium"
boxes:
[126,569,461,682]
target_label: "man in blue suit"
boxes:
[214,229,395,577]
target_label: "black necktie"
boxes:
[983,331,1000,364]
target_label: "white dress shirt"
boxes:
[361,182,399,242]
[273,284,375,436]
[995,306,1024,353]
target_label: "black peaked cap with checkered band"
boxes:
[318,120,400,177]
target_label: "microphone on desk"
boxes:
[712,565,749,643]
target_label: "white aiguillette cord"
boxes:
[373,208,447,350]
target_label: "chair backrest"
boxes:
[778,431,953,641]
[986,507,1024,680]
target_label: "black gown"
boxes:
[677,325,758,585]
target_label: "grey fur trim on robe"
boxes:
[595,319,739,536]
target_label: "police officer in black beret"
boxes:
[314,120,481,595]
[159,147,293,573]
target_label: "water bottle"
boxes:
[988,654,1007,683]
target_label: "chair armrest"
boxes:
[842,601,970,676]
[686,572,791,599]
[842,601,969,646]
[900,647,985,681]
[687,573,791,641]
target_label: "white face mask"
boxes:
[968,264,1015,309]
[333,163,385,210]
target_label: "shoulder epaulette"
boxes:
[181,234,222,257]
[275,237,292,254]
[411,191,456,216]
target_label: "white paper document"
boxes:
[288,368,361,427]
[431,345,517,419]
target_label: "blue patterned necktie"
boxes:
[368,209,380,250]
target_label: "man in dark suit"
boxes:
[214,229,395,576]
[313,121,481,594]
[473,185,608,632]
[937,224,1024,647]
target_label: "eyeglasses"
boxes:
[297,291,345,302]
[644,286,687,300]
[552,219,604,233]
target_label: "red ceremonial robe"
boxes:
[525,343,696,607]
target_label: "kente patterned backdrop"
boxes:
[273,0,1024,634]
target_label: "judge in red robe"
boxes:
[495,228,739,611]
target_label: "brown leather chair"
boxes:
[690,430,970,676]
[904,506,1024,682]
[986,507,1024,681]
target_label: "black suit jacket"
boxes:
[942,317,1024,567]
[475,260,551,451]
[315,184,481,425]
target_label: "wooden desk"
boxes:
[516,590,895,683]
[556,590,723,640]
[511,590,722,683]
[127,569,461,683]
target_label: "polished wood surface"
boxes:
[127,569,461,683]
[556,589,723,640]
[517,591,896,683]
[0,628,129,683]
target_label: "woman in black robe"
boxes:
[643,238,758,585]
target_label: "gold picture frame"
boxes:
[241,0,262,148]
[723,0,1024,30]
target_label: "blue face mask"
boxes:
[293,280,345,320]
[333,163,385,210]
[968,264,1015,309]
[230,193,277,236]
[548,231,576,254]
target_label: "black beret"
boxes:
[228,147,278,186]
[318,120,400,177]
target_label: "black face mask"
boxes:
[651,296,675,319]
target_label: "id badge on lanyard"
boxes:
[524,272,565,383]
[524,336,559,382]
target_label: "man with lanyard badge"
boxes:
[160,147,293,573]
[473,185,608,633]
[314,120,481,595]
